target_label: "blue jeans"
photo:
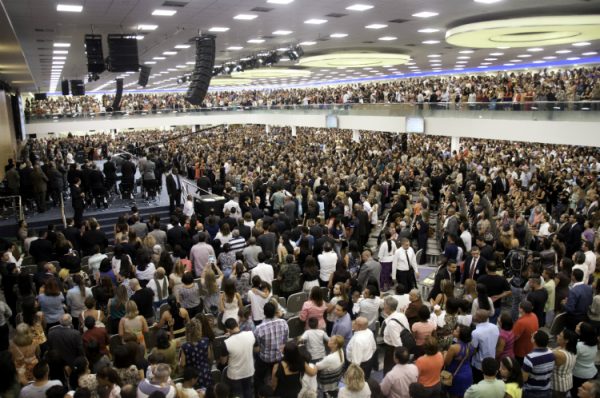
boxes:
[490,306,501,325]
[511,285,523,321]
[523,389,552,398]
[228,376,253,398]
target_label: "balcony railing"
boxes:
[25,101,600,124]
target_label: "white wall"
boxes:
[24,111,600,147]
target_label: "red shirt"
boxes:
[512,312,539,358]
[82,326,110,355]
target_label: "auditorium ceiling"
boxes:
[2,0,600,93]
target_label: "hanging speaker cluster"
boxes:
[185,34,216,106]
[112,78,124,111]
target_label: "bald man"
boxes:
[357,250,381,291]
[346,316,377,380]
[471,309,499,383]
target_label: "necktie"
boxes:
[405,249,411,270]
[175,175,180,190]
[470,257,478,279]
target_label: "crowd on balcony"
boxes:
[0,125,599,398]
[24,65,600,118]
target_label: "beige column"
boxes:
[0,91,18,179]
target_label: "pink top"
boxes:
[299,300,327,330]
[411,321,436,346]
[498,329,515,360]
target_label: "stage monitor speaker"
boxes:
[61,80,70,95]
[70,80,85,96]
[185,34,216,106]
[106,34,139,72]
[34,93,47,101]
[138,65,151,87]
[194,194,226,218]
[112,78,123,110]
[85,34,105,74]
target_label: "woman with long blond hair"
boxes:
[316,335,345,396]
[118,301,149,348]
[179,318,213,390]
[201,264,223,316]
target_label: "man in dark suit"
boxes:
[165,168,182,213]
[89,164,107,209]
[565,268,593,330]
[71,177,85,228]
[47,314,84,367]
[63,217,81,251]
[29,230,55,263]
[103,156,117,195]
[492,171,510,199]
[121,158,136,199]
[167,216,189,251]
[236,218,251,241]
[462,246,488,283]
[428,260,457,301]
[566,214,584,258]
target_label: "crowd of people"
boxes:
[25,66,600,117]
[0,125,600,398]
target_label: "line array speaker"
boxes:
[61,80,69,95]
[34,93,47,101]
[112,78,123,110]
[138,66,151,87]
[106,34,139,72]
[85,34,105,74]
[70,80,85,96]
[185,34,216,106]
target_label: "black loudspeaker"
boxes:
[138,66,151,87]
[61,80,70,95]
[85,34,105,74]
[112,78,123,110]
[401,133,408,151]
[34,93,47,101]
[185,34,216,106]
[106,34,139,72]
[70,80,85,96]
[194,194,226,218]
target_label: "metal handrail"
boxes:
[0,195,24,222]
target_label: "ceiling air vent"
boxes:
[261,35,275,39]
[34,28,55,33]
[388,18,409,24]
[405,43,416,47]
[250,7,274,12]
[161,1,188,7]
[325,13,347,18]
[362,41,375,44]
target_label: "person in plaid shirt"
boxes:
[254,302,289,393]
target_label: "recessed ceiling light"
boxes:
[144,61,157,64]
[572,42,591,47]
[458,50,474,54]
[167,68,177,71]
[543,56,557,60]
[53,43,71,48]
[300,41,317,46]
[489,52,503,56]
[52,50,68,55]
[267,0,294,4]
[163,51,177,55]
[273,30,293,35]
[234,14,258,20]
[56,4,83,12]
[176,65,186,68]
[378,36,397,41]
[555,49,572,54]
[152,9,176,16]
[484,58,497,61]
[412,11,438,18]
[517,54,532,58]
[365,23,387,29]
[567,57,581,60]
[153,57,166,60]
[135,35,145,40]
[532,60,546,64]
[427,54,441,58]
[583,51,598,56]
[330,33,348,38]
[247,38,265,44]
[477,65,488,68]
[209,27,230,32]
[52,61,65,65]
[346,4,374,11]
[504,63,515,66]
[53,56,66,60]
[174,44,190,49]
[422,40,440,44]
[527,47,544,52]
[227,46,243,50]
[430,63,442,67]
[186,61,195,65]
[138,24,158,31]
[509,59,521,62]
[456,60,468,64]
[418,28,440,33]
[474,0,502,3]
[304,18,328,24]
[276,47,289,51]
[408,66,419,69]
[457,56,470,59]
[480,62,492,65]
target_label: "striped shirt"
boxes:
[522,348,555,391]
[228,236,246,253]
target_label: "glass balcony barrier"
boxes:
[25,101,600,124]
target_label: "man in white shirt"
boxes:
[317,242,338,286]
[19,361,63,398]
[223,194,242,220]
[346,317,377,379]
[460,222,472,253]
[221,318,256,398]
[382,297,410,375]
[392,238,419,290]
[582,240,597,282]
[182,194,194,218]
[251,255,274,285]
